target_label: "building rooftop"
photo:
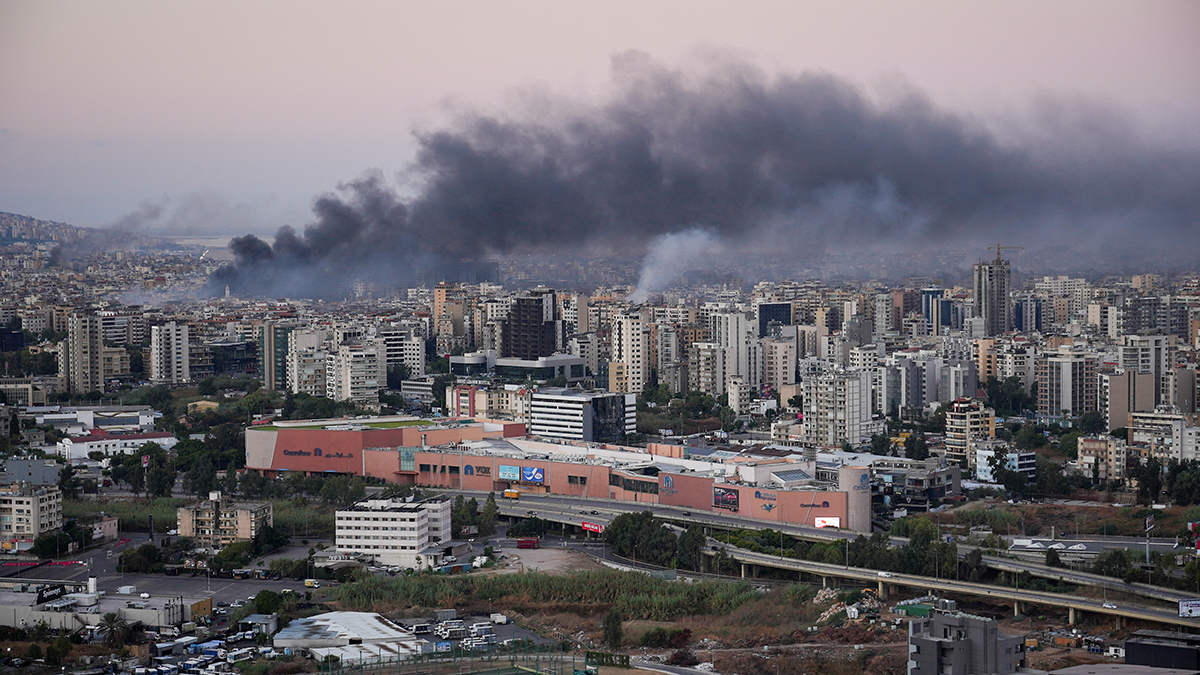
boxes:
[274,611,418,646]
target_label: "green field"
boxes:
[64,497,335,538]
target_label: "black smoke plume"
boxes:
[210,52,1200,298]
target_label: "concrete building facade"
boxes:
[0,484,62,545]
[177,491,273,546]
[908,610,1025,675]
[528,389,635,443]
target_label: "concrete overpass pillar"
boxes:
[740,563,747,579]
[1013,601,1022,617]
[822,576,828,589]
[1114,615,1122,630]
[1068,607,1076,625]
[877,581,888,599]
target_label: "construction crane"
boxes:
[988,244,1024,262]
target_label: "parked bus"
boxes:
[227,648,254,664]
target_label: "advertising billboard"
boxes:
[498,465,519,481]
[1180,600,1200,617]
[713,486,740,512]
[814,517,841,529]
[582,522,604,533]
[521,467,545,483]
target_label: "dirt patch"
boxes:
[477,546,610,575]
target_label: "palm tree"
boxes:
[98,612,128,647]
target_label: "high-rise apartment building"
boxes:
[609,310,649,394]
[689,342,725,396]
[1099,370,1155,431]
[944,398,996,470]
[1120,333,1172,405]
[1036,346,1098,416]
[325,339,386,407]
[800,369,882,448]
[501,290,560,360]
[973,254,1012,336]
[256,320,298,391]
[377,325,426,379]
[713,311,760,389]
[760,338,797,391]
[150,321,191,384]
[60,313,103,394]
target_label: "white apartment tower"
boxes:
[712,311,761,389]
[1120,333,1172,405]
[689,342,726,396]
[60,313,104,394]
[760,338,797,391]
[325,339,386,406]
[609,310,650,394]
[150,321,191,385]
[800,369,883,448]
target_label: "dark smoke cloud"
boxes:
[210,52,1200,298]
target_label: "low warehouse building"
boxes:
[273,611,429,663]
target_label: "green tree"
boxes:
[185,456,217,499]
[98,612,128,646]
[1135,456,1164,503]
[676,524,706,571]
[1057,431,1083,459]
[1014,426,1045,450]
[479,493,499,534]
[602,608,624,649]
[1079,410,1107,435]
[57,463,80,500]
[904,433,929,461]
[129,458,145,497]
[1045,547,1063,568]
[252,589,282,614]
[869,433,893,456]
[147,466,174,497]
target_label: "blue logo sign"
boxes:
[761,503,776,512]
[463,465,474,476]
[521,467,544,483]
[663,475,674,489]
[754,490,777,501]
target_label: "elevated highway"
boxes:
[493,493,1199,627]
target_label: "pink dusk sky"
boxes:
[2,0,1198,237]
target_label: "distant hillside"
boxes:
[0,211,174,262]
[0,211,85,242]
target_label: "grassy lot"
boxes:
[64,497,335,538]
[63,497,190,534]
